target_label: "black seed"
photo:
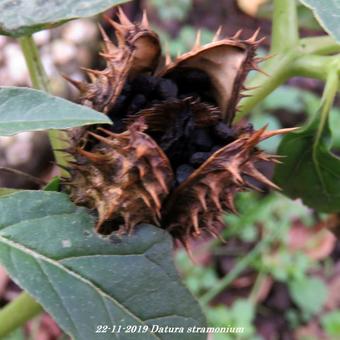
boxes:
[186,69,211,87]
[191,127,214,151]
[127,94,146,114]
[213,122,235,142]
[121,81,131,95]
[190,151,212,166]
[176,164,195,184]
[132,75,158,97]
[111,94,128,114]
[156,78,178,99]
[165,68,215,103]
[110,117,125,133]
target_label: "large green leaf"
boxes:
[274,73,340,212]
[0,87,112,136]
[0,191,206,340]
[300,0,340,43]
[0,0,130,37]
[321,311,340,337]
[273,125,340,212]
[289,277,327,316]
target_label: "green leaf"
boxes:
[2,328,25,340]
[231,299,254,325]
[43,177,60,192]
[0,191,206,340]
[321,311,340,336]
[0,87,112,136]
[273,125,340,212]
[206,301,255,337]
[329,106,340,148]
[0,188,22,197]
[0,0,130,37]
[289,277,327,316]
[274,72,340,213]
[300,0,340,43]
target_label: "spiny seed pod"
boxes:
[67,120,173,232]
[63,9,296,247]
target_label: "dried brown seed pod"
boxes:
[64,8,161,113]
[63,9,296,245]
[64,119,173,232]
[162,126,291,244]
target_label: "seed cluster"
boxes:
[106,70,239,186]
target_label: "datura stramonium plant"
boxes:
[63,9,294,248]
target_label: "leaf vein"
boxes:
[0,235,154,328]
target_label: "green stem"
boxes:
[18,36,50,91]
[200,235,274,306]
[309,68,339,201]
[315,67,339,146]
[291,54,340,82]
[236,50,340,121]
[299,36,340,55]
[271,0,299,53]
[236,0,301,120]
[0,292,43,338]
[19,35,69,177]
[248,271,267,304]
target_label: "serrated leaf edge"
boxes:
[0,234,161,339]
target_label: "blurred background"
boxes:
[0,0,340,339]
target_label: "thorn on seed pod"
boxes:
[62,75,88,93]
[232,29,243,39]
[247,27,261,43]
[212,26,222,42]
[193,30,201,50]
[141,10,149,27]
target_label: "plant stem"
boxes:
[291,54,340,82]
[18,36,50,91]
[248,271,267,304]
[0,292,43,338]
[200,235,274,306]
[309,68,339,199]
[271,0,299,53]
[18,35,69,177]
[299,36,340,55]
[315,68,339,146]
[236,51,340,121]
[236,0,301,120]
